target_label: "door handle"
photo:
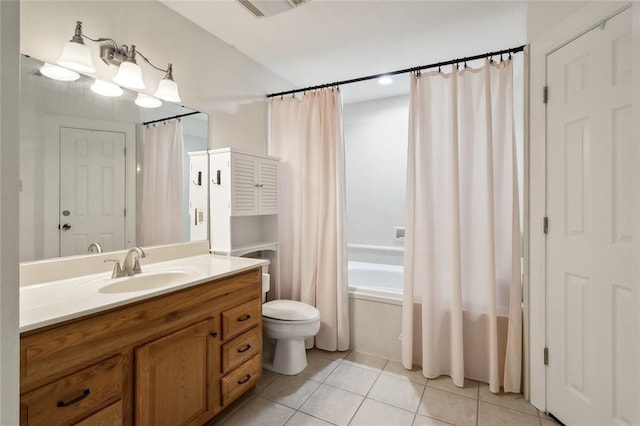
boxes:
[61,223,72,231]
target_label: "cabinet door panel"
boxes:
[135,318,218,426]
[259,159,278,215]
[221,325,261,374]
[230,154,259,216]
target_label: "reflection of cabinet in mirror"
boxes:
[209,148,279,256]
[188,151,209,242]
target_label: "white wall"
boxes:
[20,1,293,156]
[343,95,408,265]
[0,1,20,423]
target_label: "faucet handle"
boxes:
[104,259,125,278]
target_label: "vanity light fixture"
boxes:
[135,93,162,108]
[90,79,123,97]
[40,63,80,81]
[58,21,181,102]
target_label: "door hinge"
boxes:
[543,86,548,104]
[544,347,549,365]
[543,217,549,234]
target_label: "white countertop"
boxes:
[20,254,268,333]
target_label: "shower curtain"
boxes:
[270,89,350,351]
[402,60,522,393]
[139,119,184,246]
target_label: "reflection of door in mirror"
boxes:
[59,128,126,256]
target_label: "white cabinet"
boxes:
[209,148,279,255]
[188,151,209,242]
[225,151,278,216]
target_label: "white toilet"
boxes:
[261,276,321,375]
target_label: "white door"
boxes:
[230,153,259,216]
[59,127,126,256]
[546,8,634,425]
[258,158,279,215]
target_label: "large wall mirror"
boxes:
[20,54,209,262]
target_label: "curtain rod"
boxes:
[266,44,526,98]
[143,111,201,126]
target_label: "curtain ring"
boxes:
[508,52,512,60]
[416,70,421,77]
[464,61,468,69]
[438,66,441,73]
[500,54,504,62]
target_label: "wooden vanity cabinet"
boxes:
[20,268,263,426]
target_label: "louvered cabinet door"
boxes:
[230,154,259,216]
[258,159,278,215]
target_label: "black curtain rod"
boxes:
[266,44,526,99]
[143,111,201,126]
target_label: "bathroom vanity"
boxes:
[19,252,266,425]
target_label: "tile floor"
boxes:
[212,349,559,426]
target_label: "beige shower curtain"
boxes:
[402,60,522,393]
[270,89,349,351]
[139,120,184,246]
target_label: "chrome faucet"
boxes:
[88,242,103,253]
[123,247,146,276]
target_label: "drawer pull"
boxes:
[237,314,251,322]
[237,344,252,353]
[237,374,251,385]
[210,332,218,338]
[57,389,90,407]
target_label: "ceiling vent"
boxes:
[237,0,308,18]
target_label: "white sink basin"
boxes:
[98,271,197,294]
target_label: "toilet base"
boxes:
[263,337,308,375]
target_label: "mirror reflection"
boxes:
[20,54,208,262]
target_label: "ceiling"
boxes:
[160,0,585,103]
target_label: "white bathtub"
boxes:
[348,261,403,302]
[348,261,403,361]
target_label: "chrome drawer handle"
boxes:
[237,374,251,385]
[57,389,90,407]
[237,314,251,322]
[237,344,251,353]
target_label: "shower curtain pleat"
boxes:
[270,89,350,352]
[402,60,522,393]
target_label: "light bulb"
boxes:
[154,78,181,103]
[135,93,162,108]
[90,79,123,97]
[40,63,80,81]
[113,61,145,90]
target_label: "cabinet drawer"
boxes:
[221,354,262,406]
[222,326,261,374]
[20,356,122,426]
[221,298,261,340]
[75,401,123,426]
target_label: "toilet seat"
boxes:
[263,300,320,321]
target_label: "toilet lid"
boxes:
[263,300,320,321]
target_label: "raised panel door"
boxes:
[230,153,259,216]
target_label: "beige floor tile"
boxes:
[208,393,256,425]
[325,362,380,395]
[478,384,538,416]
[418,387,477,426]
[299,383,364,426]
[307,348,350,360]
[478,401,541,426]
[426,376,479,400]
[368,373,425,412]
[382,361,427,385]
[541,419,561,425]
[538,410,558,421]
[253,369,280,394]
[260,375,322,409]
[300,353,343,382]
[350,398,415,426]
[412,414,455,426]
[344,351,388,370]
[221,396,295,426]
[285,411,334,426]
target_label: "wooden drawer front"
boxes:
[222,298,261,340]
[222,326,261,374]
[221,354,262,406]
[20,356,122,426]
[75,401,123,426]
